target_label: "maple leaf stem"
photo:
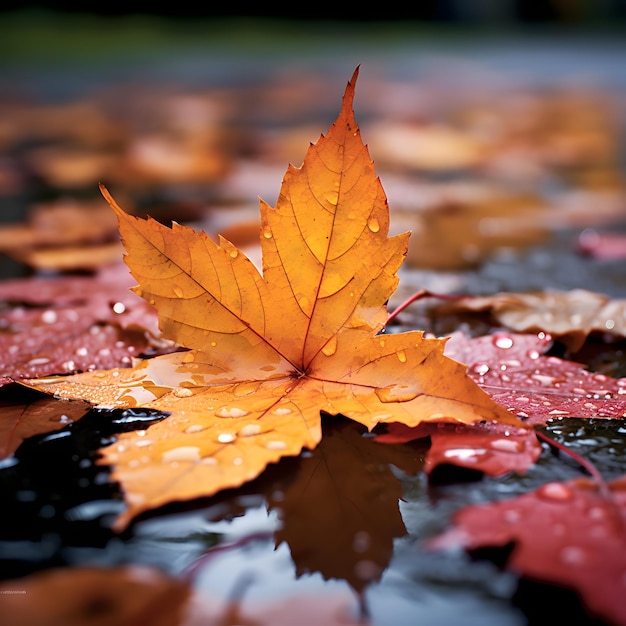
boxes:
[386,290,465,325]
[534,429,610,496]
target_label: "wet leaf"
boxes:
[437,289,626,353]
[428,475,626,626]
[26,68,522,529]
[0,564,368,626]
[402,192,550,270]
[0,265,171,381]
[444,331,626,423]
[0,386,91,459]
[577,228,626,260]
[374,420,540,478]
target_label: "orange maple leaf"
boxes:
[29,68,524,529]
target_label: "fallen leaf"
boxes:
[0,385,91,459]
[0,198,119,252]
[0,564,367,626]
[374,419,540,478]
[0,265,170,381]
[436,289,626,352]
[428,476,626,626]
[402,192,550,270]
[444,331,626,423]
[577,228,626,260]
[26,68,522,529]
[0,566,191,626]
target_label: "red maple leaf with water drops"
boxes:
[429,475,626,626]
[0,264,169,383]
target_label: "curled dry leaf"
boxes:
[25,68,522,529]
[438,289,626,352]
[428,476,626,626]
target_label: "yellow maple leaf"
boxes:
[28,68,523,529]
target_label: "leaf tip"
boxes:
[98,182,126,218]
[343,65,360,112]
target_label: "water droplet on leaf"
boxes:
[321,336,337,356]
[217,433,236,444]
[216,406,250,418]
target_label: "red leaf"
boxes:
[0,264,172,381]
[429,476,626,626]
[375,420,540,477]
[444,331,626,424]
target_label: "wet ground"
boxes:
[1,14,626,625]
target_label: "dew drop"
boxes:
[233,457,243,465]
[490,438,520,453]
[41,310,58,324]
[531,373,556,386]
[605,319,615,330]
[76,347,88,357]
[443,448,487,461]
[262,226,273,239]
[173,286,184,298]
[504,509,521,524]
[493,335,514,349]
[185,424,205,434]
[173,387,193,398]
[472,363,490,376]
[27,357,51,366]
[352,531,370,553]
[210,341,217,347]
[354,559,381,581]
[396,351,407,363]
[527,350,540,360]
[321,336,337,357]
[216,406,250,418]
[217,433,236,444]
[229,249,239,259]
[537,482,573,502]
[326,191,339,206]
[240,424,262,437]
[273,407,292,416]
[375,386,420,403]
[266,440,287,451]
[161,446,201,463]
[58,414,73,425]
[367,218,380,233]
[234,381,260,397]
[560,545,587,565]
[112,301,126,314]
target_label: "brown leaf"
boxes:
[0,565,368,626]
[437,289,626,353]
